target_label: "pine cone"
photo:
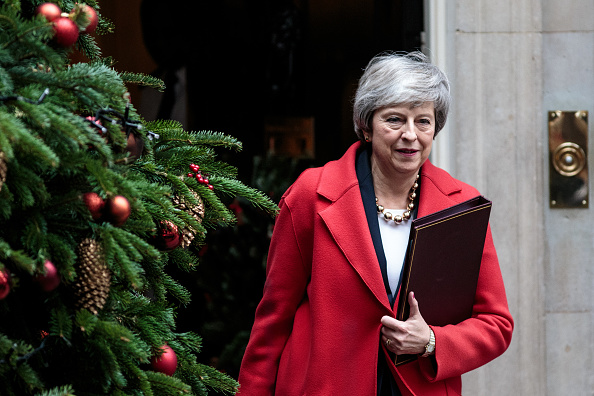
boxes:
[73,238,111,315]
[0,152,7,193]
[173,191,205,248]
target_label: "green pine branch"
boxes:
[35,384,76,396]
[119,72,166,92]
[75,32,102,61]
[0,1,278,394]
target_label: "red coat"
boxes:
[238,142,513,395]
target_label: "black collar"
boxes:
[355,146,420,307]
[356,146,394,304]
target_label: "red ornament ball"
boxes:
[0,268,11,300]
[83,192,105,221]
[36,3,62,22]
[53,17,79,47]
[151,221,181,251]
[77,4,98,34]
[106,195,131,226]
[34,260,61,292]
[151,344,177,376]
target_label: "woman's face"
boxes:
[369,102,435,178]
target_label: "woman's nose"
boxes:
[401,121,418,141]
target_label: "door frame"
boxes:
[423,0,452,173]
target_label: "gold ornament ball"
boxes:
[106,195,131,226]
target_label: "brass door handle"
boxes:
[548,110,588,208]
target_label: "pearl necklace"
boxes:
[375,174,419,224]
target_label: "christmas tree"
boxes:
[0,1,278,395]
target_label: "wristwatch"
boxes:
[421,328,435,357]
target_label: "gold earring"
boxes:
[365,135,370,142]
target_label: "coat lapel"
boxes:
[417,160,463,216]
[315,143,466,312]
[317,143,392,310]
[319,187,392,309]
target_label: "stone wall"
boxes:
[433,0,594,394]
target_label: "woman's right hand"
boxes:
[380,292,431,355]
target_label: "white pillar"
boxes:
[428,1,548,394]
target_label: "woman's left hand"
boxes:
[381,291,431,355]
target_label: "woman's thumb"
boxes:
[408,291,420,317]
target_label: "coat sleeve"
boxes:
[416,224,514,381]
[237,188,312,395]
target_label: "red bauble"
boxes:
[34,260,61,292]
[77,4,98,34]
[36,3,61,22]
[0,268,11,300]
[106,195,131,226]
[83,192,105,221]
[53,17,79,47]
[151,221,181,251]
[151,344,177,376]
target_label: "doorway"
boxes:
[98,0,424,378]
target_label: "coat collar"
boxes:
[316,142,361,202]
[317,142,462,204]
[316,142,463,311]
[417,159,463,216]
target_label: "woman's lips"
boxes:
[396,148,418,156]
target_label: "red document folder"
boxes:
[394,195,492,365]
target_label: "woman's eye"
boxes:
[386,117,402,123]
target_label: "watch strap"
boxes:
[421,328,435,357]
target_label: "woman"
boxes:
[238,51,513,395]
